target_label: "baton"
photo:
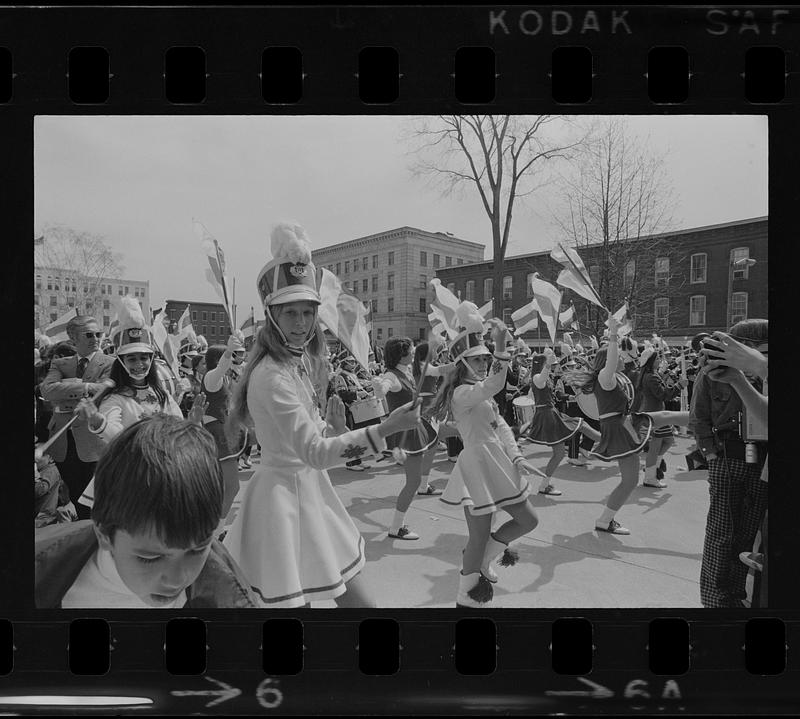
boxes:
[35,381,116,460]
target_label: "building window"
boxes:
[372,276,378,292]
[420,274,427,289]
[336,262,341,275]
[192,311,197,321]
[363,257,369,270]
[211,312,216,321]
[654,297,669,328]
[526,273,535,298]
[202,311,208,321]
[107,285,112,294]
[731,247,751,278]
[388,327,394,338]
[503,276,513,300]
[103,315,109,326]
[433,254,440,268]
[124,286,129,295]
[50,313,58,322]
[483,277,493,302]
[371,299,378,313]
[35,275,42,290]
[731,292,748,324]
[342,281,349,292]
[419,327,426,340]
[387,273,394,291]
[377,328,383,340]
[46,276,53,290]
[344,261,350,274]
[388,297,394,313]
[100,285,105,295]
[466,280,475,302]
[373,255,378,269]
[689,253,707,284]
[654,257,669,286]
[103,300,110,310]
[49,296,57,306]
[503,308,512,326]
[624,260,636,290]
[589,265,600,289]
[420,251,427,267]
[419,298,426,313]
[388,251,394,266]
[689,295,706,326]
[362,278,368,293]
[201,325,207,335]
[457,258,463,265]
[446,282,456,295]
[353,258,359,272]
[67,298,75,308]
[210,326,216,336]
[445,256,452,266]
[118,287,123,295]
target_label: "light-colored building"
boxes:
[312,227,485,344]
[34,266,151,333]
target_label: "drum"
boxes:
[512,396,535,427]
[576,372,635,421]
[350,397,386,424]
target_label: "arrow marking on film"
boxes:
[171,676,241,708]
[545,677,614,698]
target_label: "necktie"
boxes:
[77,357,89,379]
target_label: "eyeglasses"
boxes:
[83,332,104,339]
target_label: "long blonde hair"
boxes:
[227,306,328,434]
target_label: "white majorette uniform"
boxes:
[223,221,387,608]
[440,357,531,515]
[223,355,385,607]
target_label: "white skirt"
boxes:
[223,464,365,607]
[440,440,531,516]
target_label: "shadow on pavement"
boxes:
[519,531,703,594]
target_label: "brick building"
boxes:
[164,299,232,342]
[34,266,150,334]
[312,227,484,345]
[434,217,767,345]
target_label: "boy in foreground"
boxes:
[35,415,258,608]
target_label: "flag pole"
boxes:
[213,239,234,331]
[232,277,237,329]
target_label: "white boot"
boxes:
[643,465,666,488]
[456,571,494,608]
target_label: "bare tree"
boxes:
[34,224,124,325]
[550,118,680,335]
[404,115,586,316]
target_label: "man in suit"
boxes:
[40,315,116,520]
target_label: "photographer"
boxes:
[689,319,768,608]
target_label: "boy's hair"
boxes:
[92,415,223,547]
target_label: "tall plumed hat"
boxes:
[112,296,153,356]
[256,222,321,308]
[450,301,492,363]
[513,337,531,356]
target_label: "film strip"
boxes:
[4,3,799,714]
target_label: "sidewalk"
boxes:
[228,436,709,608]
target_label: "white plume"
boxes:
[270,222,312,264]
[117,295,146,333]
[454,301,486,334]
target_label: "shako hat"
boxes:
[257,222,321,308]
[112,296,153,356]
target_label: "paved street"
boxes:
[227,434,712,608]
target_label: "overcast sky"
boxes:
[35,115,767,323]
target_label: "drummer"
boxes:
[563,315,653,535]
